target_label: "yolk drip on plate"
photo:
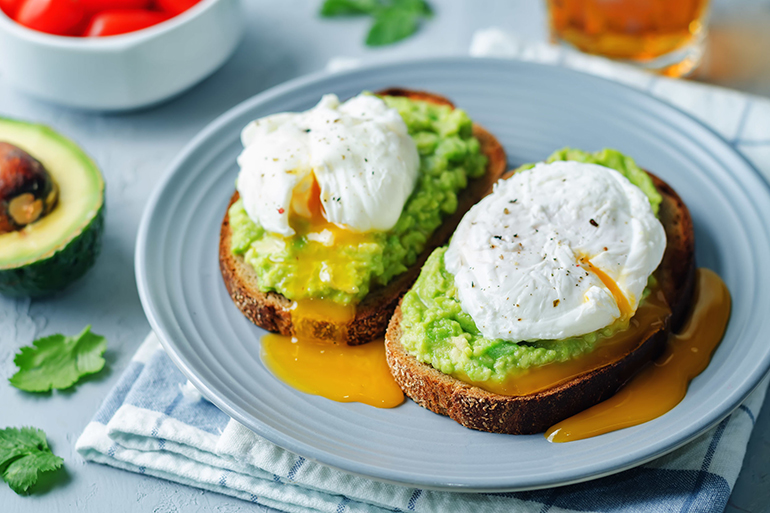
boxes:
[260,175,404,409]
[546,268,731,442]
[261,334,405,408]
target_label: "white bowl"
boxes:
[0,0,244,111]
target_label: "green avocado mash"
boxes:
[229,95,488,305]
[399,148,661,383]
[518,147,662,215]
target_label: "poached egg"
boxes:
[236,93,420,237]
[444,161,666,342]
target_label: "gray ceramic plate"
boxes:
[136,58,770,492]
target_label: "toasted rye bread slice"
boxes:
[219,89,507,346]
[384,173,695,434]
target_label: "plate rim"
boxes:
[135,56,770,492]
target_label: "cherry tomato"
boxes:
[84,9,168,36]
[0,0,23,18]
[80,0,149,12]
[154,0,197,16]
[14,0,85,35]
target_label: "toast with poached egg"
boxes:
[220,89,506,345]
[384,152,694,434]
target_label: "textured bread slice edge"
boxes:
[219,89,508,346]
[384,173,695,434]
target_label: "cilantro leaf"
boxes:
[320,0,432,46]
[0,427,63,494]
[9,326,107,392]
[393,0,432,16]
[320,0,380,16]
[366,6,420,46]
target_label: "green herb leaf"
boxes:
[321,0,432,46]
[366,6,420,46]
[393,0,432,16]
[0,427,63,494]
[9,326,107,392]
[320,0,380,16]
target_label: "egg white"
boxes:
[236,94,419,237]
[444,161,666,342]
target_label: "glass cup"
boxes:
[546,0,710,77]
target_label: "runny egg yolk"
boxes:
[457,283,671,397]
[290,297,356,343]
[285,173,376,299]
[290,171,325,221]
[579,256,633,319]
[261,332,405,408]
[259,173,405,409]
[453,269,730,442]
[285,172,366,341]
[545,269,730,442]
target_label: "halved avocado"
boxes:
[0,118,105,297]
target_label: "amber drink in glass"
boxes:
[546,0,710,76]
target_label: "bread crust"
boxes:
[219,89,508,345]
[384,173,695,434]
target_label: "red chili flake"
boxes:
[278,208,285,214]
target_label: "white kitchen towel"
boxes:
[77,31,770,513]
[76,332,767,513]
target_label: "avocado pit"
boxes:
[0,141,59,234]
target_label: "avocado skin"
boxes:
[0,202,104,297]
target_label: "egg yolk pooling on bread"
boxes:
[453,285,670,396]
[283,173,378,305]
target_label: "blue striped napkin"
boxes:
[76,333,767,513]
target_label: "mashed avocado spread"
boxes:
[229,95,488,305]
[519,147,662,215]
[399,148,661,383]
